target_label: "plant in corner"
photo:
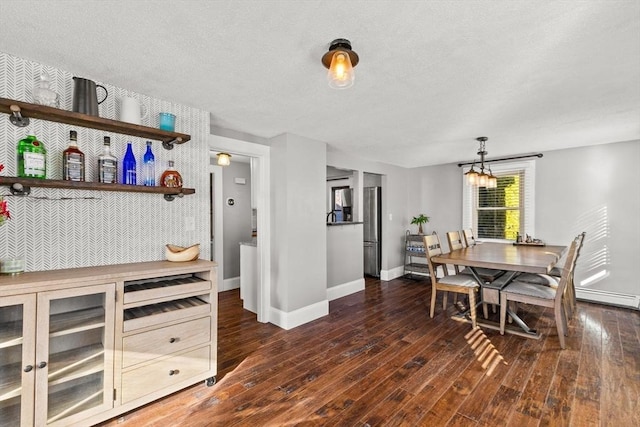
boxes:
[410,214,429,235]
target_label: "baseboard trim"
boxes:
[576,287,640,310]
[269,299,329,330]
[381,266,405,281]
[221,276,240,291]
[327,278,365,301]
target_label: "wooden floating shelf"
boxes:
[0,97,190,147]
[0,176,195,200]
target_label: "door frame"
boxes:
[209,135,271,323]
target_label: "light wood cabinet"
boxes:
[0,260,217,427]
[0,284,115,427]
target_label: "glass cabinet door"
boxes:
[0,295,36,427]
[34,284,115,426]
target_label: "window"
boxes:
[463,160,535,241]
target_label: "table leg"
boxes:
[468,269,538,335]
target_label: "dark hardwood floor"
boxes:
[102,276,639,426]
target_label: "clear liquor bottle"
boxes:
[63,130,85,181]
[17,135,47,179]
[98,136,118,183]
[142,141,155,186]
[160,160,183,188]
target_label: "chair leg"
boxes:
[430,286,437,318]
[555,306,567,349]
[442,291,448,311]
[499,292,508,335]
[468,289,477,329]
[482,302,489,319]
[567,275,576,319]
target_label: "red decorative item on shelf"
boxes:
[0,163,10,226]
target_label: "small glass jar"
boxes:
[32,72,59,108]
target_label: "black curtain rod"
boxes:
[457,153,543,167]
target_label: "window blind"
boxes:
[462,160,535,242]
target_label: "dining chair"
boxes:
[514,232,585,320]
[548,232,586,319]
[449,230,505,282]
[445,231,466,274]
[462,228,477,247]
[499,237,580,349]
[424,233,480,328]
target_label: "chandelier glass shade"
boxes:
[465,137,497,188]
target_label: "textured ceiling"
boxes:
[0,0,638,168]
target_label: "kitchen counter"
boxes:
[327,221,364,226]
[327,223,364,301]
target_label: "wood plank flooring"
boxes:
[100,276,640,426]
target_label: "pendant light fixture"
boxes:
[217,152,231,166]
[321,38,359,89]
[465,137,497,188]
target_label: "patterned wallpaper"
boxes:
[0,52,211,271]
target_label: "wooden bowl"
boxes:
[165,244,200,262]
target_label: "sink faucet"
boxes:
[326,211,336,222]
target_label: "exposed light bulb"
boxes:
[328,51,354,89]
[217,152,231,166]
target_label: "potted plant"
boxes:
[410,214,430,235]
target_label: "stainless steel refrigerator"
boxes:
[363,186,382,277]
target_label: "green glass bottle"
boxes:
[17,135,47,178]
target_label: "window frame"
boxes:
[462,160,536,242]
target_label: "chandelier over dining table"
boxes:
[464,137,497,188]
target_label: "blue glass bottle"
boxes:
[142,141,155,186]
[122,142,137,185]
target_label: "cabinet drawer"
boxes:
[122,317,211,368]
[123,296,210,332]
[121,346,210,404]
[124,277,211,305]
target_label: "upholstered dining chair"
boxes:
[514,232,585,320]
[549,232,586,319]
[424,233,480,328]
[445,231,466,274]
[462,228,477,247]
[449,230,505,282]
[499,237,580,349]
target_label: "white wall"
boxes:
[327,149,410,278]
[536,140,639,301]
[222,161,252,279]
[0,52,211,270]
[407,164,463,251]
[408,140,640,307]
[270,133,328,327]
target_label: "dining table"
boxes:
[430,241,567,338]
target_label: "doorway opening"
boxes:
[209,135,271,323]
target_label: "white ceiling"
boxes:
[0,0,638,168]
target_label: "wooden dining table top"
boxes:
[431,242,567,274]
